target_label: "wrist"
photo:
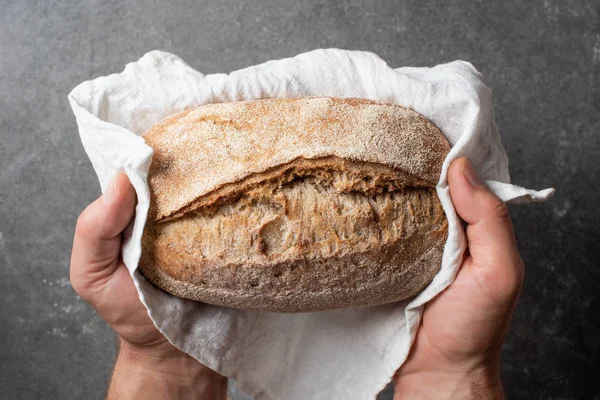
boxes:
[108,339,227,399]
[118,340,220,379]
[393,366,504,400]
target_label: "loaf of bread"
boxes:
[139,97,450,312]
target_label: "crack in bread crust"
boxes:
[157,156,433,222]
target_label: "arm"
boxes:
[394,368,504,400]
[108,341,227,399]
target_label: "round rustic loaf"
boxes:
[139,97,450,312]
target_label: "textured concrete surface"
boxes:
[1,1,598,399]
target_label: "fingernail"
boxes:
[462,159,485,187]
[103,175,119,204]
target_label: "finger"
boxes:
[448,158,523,296]
[71,173,137,292]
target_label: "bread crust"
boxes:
[143,97,450,221]
[139,97,450,312]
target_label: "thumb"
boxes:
[448,158,523,295]
[70,173,137,295]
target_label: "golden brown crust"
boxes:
[139,97,451,312]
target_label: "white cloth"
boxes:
[69,49,554,400]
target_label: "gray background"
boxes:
[1,0,598,399]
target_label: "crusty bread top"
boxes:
[143,97,450,221]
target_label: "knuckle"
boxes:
[491,201,514,228]
[69,275,80,294]
[69,268,83,296]
[75,206,96,237]
[492,201,511,220]
[514,255,526,283]
[477,260,523,301]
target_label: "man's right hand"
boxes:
[394,158,524,399]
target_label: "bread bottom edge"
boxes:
[138,243,444,313]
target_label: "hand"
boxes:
[70,173,227,399]
[71,172,171,353]
[394,157,524,399]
